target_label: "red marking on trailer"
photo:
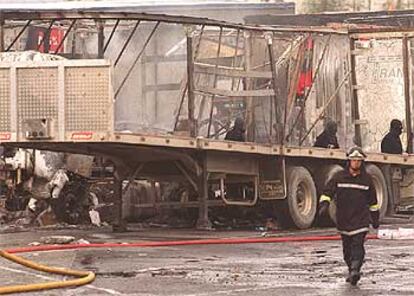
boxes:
[71,132,93,140]
[0,133,11,141]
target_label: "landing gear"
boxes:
[196,154,212,230]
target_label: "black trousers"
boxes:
[341,231,367,272]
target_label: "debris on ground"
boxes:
[74,238,91,245]
[378,228,414,239]
[0,151,114,231]
[39,235,76,244]
[89,209,101,226]
[1,148,279,232]
[29,236,91,246]
[36,207,59,226]
[151,268,188,277]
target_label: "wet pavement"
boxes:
[1,225,414,295]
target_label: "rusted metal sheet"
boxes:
[7,133,414,167]
[0,11,345,34]
[196,86,275,97]
[206,151,259,175]
[194,63,271,79]
[65,153,94,177]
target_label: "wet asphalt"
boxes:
[1,225,414,296]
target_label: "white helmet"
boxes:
[346,146,367,160]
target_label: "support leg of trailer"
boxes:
[196,154,212,230]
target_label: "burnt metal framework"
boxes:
[0,10,349,147]
[0,12,413,143]
[3,10,414,229]
[0,10,347,231]
[1,11,413,155]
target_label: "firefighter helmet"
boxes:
[346,146,367,160]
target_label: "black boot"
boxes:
[345,270,352,283]
[344,258,351,283]
[345,265,352,283]
[349,261,361,286]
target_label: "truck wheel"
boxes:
[316,164,343,225]
[275,166,317,229]
[366,164,388,220]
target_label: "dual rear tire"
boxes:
[274,163,389,229]
[274,166,317,229]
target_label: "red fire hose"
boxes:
[0,233,378,294]
[5,233,379,254]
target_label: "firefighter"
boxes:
[318,146,379,286]
[381,119,403,154]
[313,120,339,149]
[225,117,246,142]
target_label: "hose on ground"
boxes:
[0,250,95,295]
[4,234,378,254]
[0,233,378,294]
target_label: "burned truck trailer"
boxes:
[1,10,414,230]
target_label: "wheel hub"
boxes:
[296,182,311,215]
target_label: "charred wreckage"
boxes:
[2,8,414,231]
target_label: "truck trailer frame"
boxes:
[1,10,414,230]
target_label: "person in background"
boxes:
[225,117,246,142]
[314,120,339,149]
[381,119,403,154]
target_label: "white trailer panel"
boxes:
[0,59,113,142]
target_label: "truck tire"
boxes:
[316,164,343,225]
[366,164,388,220]
[275,166,317,229]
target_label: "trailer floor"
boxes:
[1,225,414,296]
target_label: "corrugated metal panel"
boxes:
[17,67,58,134]
[65,66,110,132]
[0,69,10,132]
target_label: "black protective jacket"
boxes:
[381,132,403,154]
[314,131,339,149]
[321,168,379,235]
[225,128,245,142]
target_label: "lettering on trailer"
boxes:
[71,132,93,140]
[368,56,403,82]
[259,180,284,199]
